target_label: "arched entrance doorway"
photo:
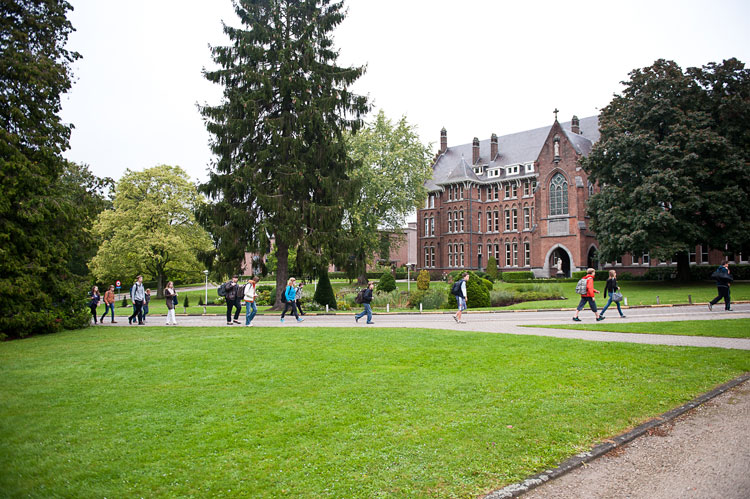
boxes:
[587,246,599,270]
[549,248,571,277]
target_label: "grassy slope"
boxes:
[524,318,750,338]
[1,326,748,497]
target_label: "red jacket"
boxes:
[583,275,596,298]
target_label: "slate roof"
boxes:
[426,115,599,192]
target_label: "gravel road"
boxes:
[515,380,750,499]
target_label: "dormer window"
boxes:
[525,162,534,173]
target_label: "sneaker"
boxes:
[726,308,733,311]
[233,320,241,324]
[572,317,581,322]
[355,315,360,323]
[245,323,253,327]
[297,318,304,322]
[367,321,374,324]
[708,303,713,311]
[280,318,284,323]
[166,323,170,326]
[227,322,233,325]
[620,315,626,318]
[452,315,458,323]
[596,317,605,321]
[111,321,117,324]
[458,321,466,324]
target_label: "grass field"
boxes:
[1,326,748,497]
[524,318,750,339]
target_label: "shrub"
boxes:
[377,271,396,292]
[407,288,446,309]
[465,276,490,308]
[198,295,204,306]
[417,270,430,290]
[313,270,337,309]
[490,289,518,307]
[121,296,128,307]
[502,271,534,281]
[479,278,494,292]
[486,255,499,280]
[183,296,189,308]
[474,270,495,283]
[407,289,426,308]
[214,296,226,306]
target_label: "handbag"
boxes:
[173,295,178,305]
[612,291,623,303]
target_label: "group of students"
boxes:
[221,275,307,326]
[87,276,179,325]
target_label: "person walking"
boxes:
[128,276,145,325]
[295,281,306,316]
[354,281,375,324]
[100,284,116,323]
[244,276,260,326]
[88,286,101,325]
[142,288,151,323]
[573,268,604,321]
[600,270,626,318]
[280,277,303,323]
[225,275,242,325]
[452,273,470,324]
[708,260,733,311]
[164,281,178,325]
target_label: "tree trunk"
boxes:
[156,273,164,299]
[274,239,289,310]
[356,248,368,285]
[675,252,691,282]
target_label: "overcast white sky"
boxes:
[60,0,750,185]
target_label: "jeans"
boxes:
[600,294,623,316]
[281,301,299,319]
[355,303,373,323]
[129,300,143,324]
[245,301,257,325]
[710,285,731,310]
[142,304,149,322]
[90,304,98,323]
[576,296,597,313]
[100,303,115,321]
[227,299,241,322]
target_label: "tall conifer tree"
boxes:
[199,0,368,306]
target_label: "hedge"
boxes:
[502,271,534,281]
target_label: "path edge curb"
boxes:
[482,372,750,499]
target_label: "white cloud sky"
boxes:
[60,0,750,185]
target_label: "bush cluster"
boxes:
[416,270,430,290]
[502,271,535,281]
[407,288,447,309]
[377,271,397,292]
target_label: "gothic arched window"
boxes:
[549,173,568,216]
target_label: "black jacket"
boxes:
[361,288,373,304]
[604,278,618,298]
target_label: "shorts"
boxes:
[456,296,467,311]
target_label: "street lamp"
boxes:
[407,262,415,292]
[203,270,209,314]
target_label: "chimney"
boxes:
[571,115,580,134]
[440,127,447,154]
[472,137,480,164]
[490,133,498,160]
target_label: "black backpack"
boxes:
[217,283,227,297]
[451,280,463,296]
[354,288,365,304]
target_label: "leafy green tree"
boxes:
[0,0,91,338]
[583,59,750,280]
[344,110,433,283]
[90,166,213,297]
[417,270,430,290]
[313,269,336,310]
[199,0,368,308]
[377,271,396,292]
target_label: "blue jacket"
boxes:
[285,285,296,302]
[714,266,733,286]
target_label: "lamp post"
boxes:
[203,270,209,314]
[407,263,415,292]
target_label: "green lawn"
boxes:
[1,327,748,497]
[524,318,750,338]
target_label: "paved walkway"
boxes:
[109,304,750,350]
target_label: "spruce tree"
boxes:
[313,269,337,310]
[377,271,396,293]
[199,0,368,308]
[0,1,91,338]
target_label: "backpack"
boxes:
[237,284,246,299]
[280,286,288,303]
[451,280,463,297]
[354,288,365,304]
[217,283,227,297]
[575,278,588,295]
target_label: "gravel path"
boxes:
[514,380,750,499]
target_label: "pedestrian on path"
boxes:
[708,260,733,311]
[452,273,469,324]
[128,276,145,325]
[355,282,374,324]
[100,284,116,323]
[142,288,151,323]
[280,277,303,323]
[88,286,101,324]
[295,281,306,316]
[224,275,242,325]
[600,269,626,318]
[164,281,178,325]
[573,268,603,322]
[244,276,260,326]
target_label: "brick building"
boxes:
[417,114,748,277]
